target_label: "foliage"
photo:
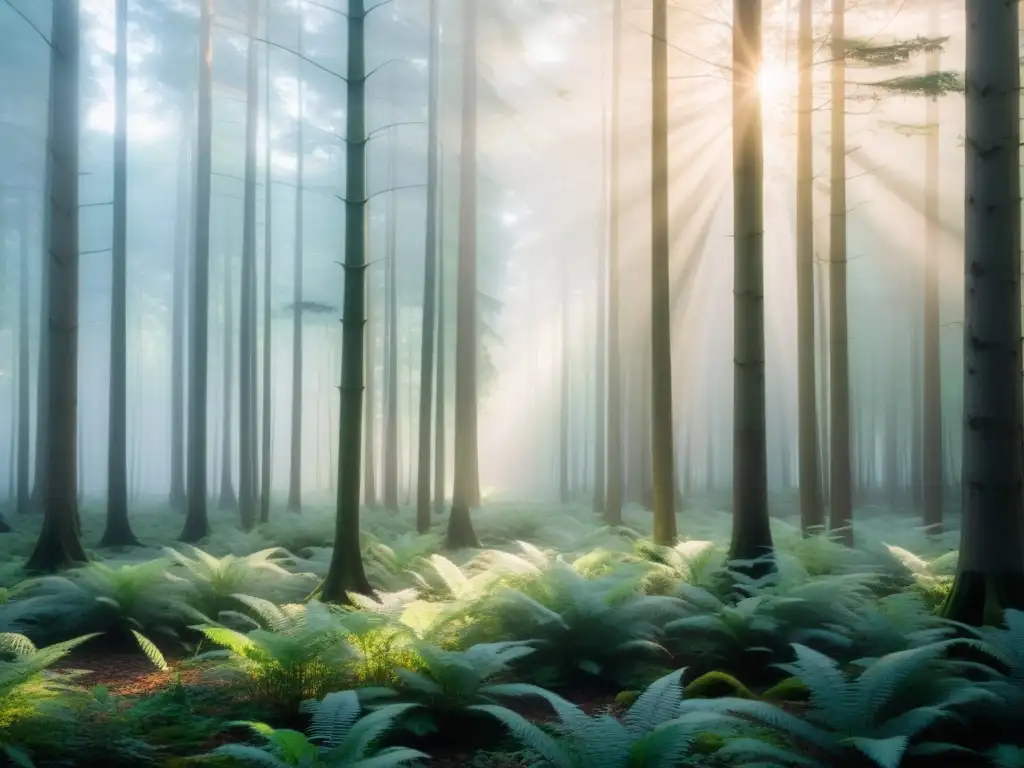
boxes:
[474,668,742,767]
[210,690,428,767]
[869,71,964,96]
[358,641,537,736]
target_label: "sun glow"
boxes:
[756,57,795,106]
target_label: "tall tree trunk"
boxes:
[446,0,482,549]
[593,91,608,515]
[218,236,237,510]
[170,99,191,513]
[180,0,215,543]
[941,0,1024,625]
[921,1,942,531]
[260,5,273,524]
[559,249,570,504]
[26,0,88,571]
[815,256,830,503]
[288,11,305,512]
[101,0,139,547]
[320,0,374,602]
[729,0,774,573]
[604,0,623,526]
[433,145,446,513]
[383,106,400,511]
[828,0,853,546]
[415,0,441,533]
[795,0,822,533]
[16,194,31,517]
[650,0,676,545]
[363,281,377,504]
[238,0,259,531]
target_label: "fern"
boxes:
[211,691,427,766]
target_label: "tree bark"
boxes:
[941,0,1024,626]
[170,98,192,514]
[101,0,140,547]
[446,0,482,549]
[604,0,623,527]
[180,0,215,544]
[921,0,943,531]
[828,0,853,546]
[650,0,676,546]
[238,0,260,531]
[433,145,446,514]
[795,0,822,534]
[383,98,400,512]
[218,230,237,511]
[288,10,305,513]
[26,0,89,572]
[320,0,375,602]
[260,2,274,524]
[728,0,774,574]
[16,194,30,518]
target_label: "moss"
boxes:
[682,670,754,700]
[614,689,640,708]
[762,676,810,702]
[692,731,727,755]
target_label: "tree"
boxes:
[181,0,215,544]
[828,0,853,547]
[288,4,306,513]
[728,0,774,574]
[260,3,274,525]
[320,0,374,602]
[941,0,1024,626]
[920,1,942,532]
[15,194,30,519]
[101,0,140,548]
[169,97,191,514]
[26,0,89,572]
[650,0,676,546]
[238,0,260,532]
[415,0,442,534]
[445,0,483,550]
[218,237,238,510]
[604,0,623,527]
[794,0,821,534]
[383,100,400,512]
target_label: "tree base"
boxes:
[25,513,89,574]
[445,501,480,550]
[316,564,376,605]
[940,570,1024,626]
[0,516,10,534]
[217,489,238,511]
[179,513,211,545]
[98,526,142,549]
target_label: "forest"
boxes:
[0,0,1021,765]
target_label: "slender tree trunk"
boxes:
[604,0,623,526]
[815,255,830,504]
[433,145,446,513]
[26,0,88,571]
[260,4,273,524]
[16,195,31,517]
[729,0,774,573]
[795,0,822,533]
[415,0,441,532]
[559,248,570,504]
[237,0,259,531]
[828,0,853,546]
[650,0,676,545]
[941,0,1024,625]
[101,0,139,547]
[446,0,482,549]
[170,99,191,513]
[921,2,942,531]
[180,0,215,543]
[593,91,608,515]
[383,104,400,511]
[218,236,237,510]
[288,11,305,512]
[363,281,377,504]
[320,0,374,602]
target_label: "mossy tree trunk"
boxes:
[941,0,1024,627]
[321,0,375,602]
